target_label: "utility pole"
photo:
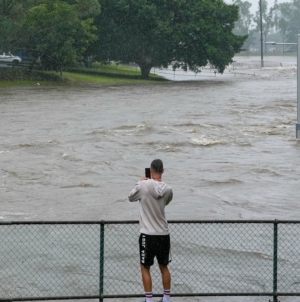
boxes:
[260,0,264,67]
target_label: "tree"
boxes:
[272,0,300,50]
[62,0,102,18]
[92,0,246,78]
[253,0,276,53]
[273,1,292,51]
[0,0,43,52]
[285,0,300,44]
[20,0,100,72]
[232,0,255,53]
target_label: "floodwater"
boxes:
[1,56,299,222]
[0,56,300,302]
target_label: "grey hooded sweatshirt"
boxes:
[128,179,173,235]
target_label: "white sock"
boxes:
[163,289,170,302]
[145,291,153,302]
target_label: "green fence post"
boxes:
[100,221,104,302]
[273,220,278,302]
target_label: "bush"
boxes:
[0,68,64,82]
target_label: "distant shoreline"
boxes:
[0,63,167,88]
[0,54,296,88]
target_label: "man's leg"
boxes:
[141,264,152,291]
[159,264,171,302]
[141,264,153,301]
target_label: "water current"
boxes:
[0,56,300,301]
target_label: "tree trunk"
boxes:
[139,63,153,79]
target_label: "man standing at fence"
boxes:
[128,159,173,302]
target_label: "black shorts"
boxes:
[139,233,171,267]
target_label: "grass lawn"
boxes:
[62,71,162,84]
[67,62,163,80]
[93,62,145,75]
[0,63,165,87]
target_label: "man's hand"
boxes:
[140,175,148,181]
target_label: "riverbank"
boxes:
[0,63,166,87]
[1,54,297,87]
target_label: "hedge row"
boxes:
[0,68,63,82]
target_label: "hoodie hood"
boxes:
[147,179,169,199]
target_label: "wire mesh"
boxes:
[0,223,100,299]
[170,222,273,294]
[277,223,300,294]
[0,221,300,301]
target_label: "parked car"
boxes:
[0,52,22,65]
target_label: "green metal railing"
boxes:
[0,220,300,302]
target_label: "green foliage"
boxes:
[61,0,101,17]
[281,0,300,44]
[20,0,100,70]
[0,0,46,51]
[0,0,25,51]
[92,0,246,78]
[0,66,62,82]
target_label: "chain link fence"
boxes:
[0,220,300,302]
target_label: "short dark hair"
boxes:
[151,159,164,173]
